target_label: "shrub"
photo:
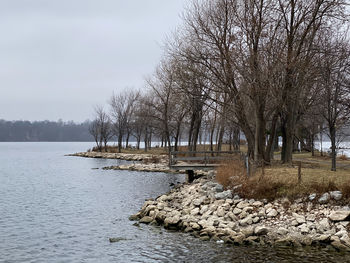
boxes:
[216,159,247,188]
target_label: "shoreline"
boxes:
[131,176,350,252]
[71,151,350,251]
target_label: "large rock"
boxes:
[318,193,330,204]
[267,208,278,218]
[329,210,350,222]
[330,191,342,201]
[308,193,317,201]
[193,197,206,206]
[139,216,153,224]
[164,215,180,226]
[233,208,242,215]
[215,190,232,200]
[237,201,250,209]
[217,207,226,217]
[254,226,269,236]
[292,213,306,224]
[215,184,224,193]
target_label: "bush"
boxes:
[216,160,247,188]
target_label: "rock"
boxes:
[215,184,224,193]
[254,226,269,236]
[252,201,263,207]
[243,206,254,213]
[237,201,250,209]
[306,214,316,222]
[193,198,202,206]
[240,215,253,226]
[329,210,350,222]
[200,205,209,215]
[199,235,210,241]
[189,222,201,230]
[292,213,306,224]
[109,237,127,243]
[299,224,309,234]
[191,208,200,216]
[128,214,140,221]
[318,218,330,230]
[330,191,342,201]
[267,209,278,218]
[277,227,289,236]
[139,216,153,224]
[233,208,242,215]
[215,190,232,200]
[318,193,330,204]
[335,230,348,238]
[309,193,317,201]
[217,207,226,217]
[164,215,180,226]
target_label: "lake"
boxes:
[0,142,349,262]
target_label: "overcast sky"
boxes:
[0,0,189,122]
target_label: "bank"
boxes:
[71,151,350,252]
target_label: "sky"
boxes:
[0,0,189,122]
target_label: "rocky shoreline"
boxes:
[69,151,210,176]
[67,151,162,162]
[131,175,350,252]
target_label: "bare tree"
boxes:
[318,32,350,171]
[89,106,112,152]
[110,90,139,152]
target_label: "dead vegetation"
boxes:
[216,158,350,201]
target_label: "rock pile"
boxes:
[131,177,350,251]
[68,151,165,162]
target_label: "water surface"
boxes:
[1,142,349,262]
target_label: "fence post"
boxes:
[245,155,250,177]
[298,161,302,184]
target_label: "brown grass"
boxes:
[339,154,348,161]
[216,159,350,201]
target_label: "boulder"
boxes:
[292,213,306,224]
[254,226,269,236]
[330,191,342,201]
[215,184,224,193]
[237,201,250,209]
[190,208,200,216]
[139,216,153,224]
[193,197,206,206]
[215,190,232,200]
[164,215,180,226]
[233,208,242,215]
[308,193,317,201]
[318,193,330,204]
[267,209,278,218]
[329,210,350,222]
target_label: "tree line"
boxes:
[91,0,350,171]
[0,120,93,142]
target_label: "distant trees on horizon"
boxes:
[0,119,93,142]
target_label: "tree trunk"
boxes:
[118,134,122,153]
[330,127,336,171]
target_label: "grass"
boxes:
[216,154,350,202]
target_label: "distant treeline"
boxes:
[0,120,94,142]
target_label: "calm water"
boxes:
[1,142,350,263]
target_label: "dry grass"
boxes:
[216,159,350,201]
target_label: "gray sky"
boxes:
[0,0,188,122]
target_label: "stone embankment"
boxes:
[131,176,350,251]
[69,151,184,174]
[68,151,162,162]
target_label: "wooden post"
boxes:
[298,161,302,184]
[245,155,250,177]
[186,170,195,183]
